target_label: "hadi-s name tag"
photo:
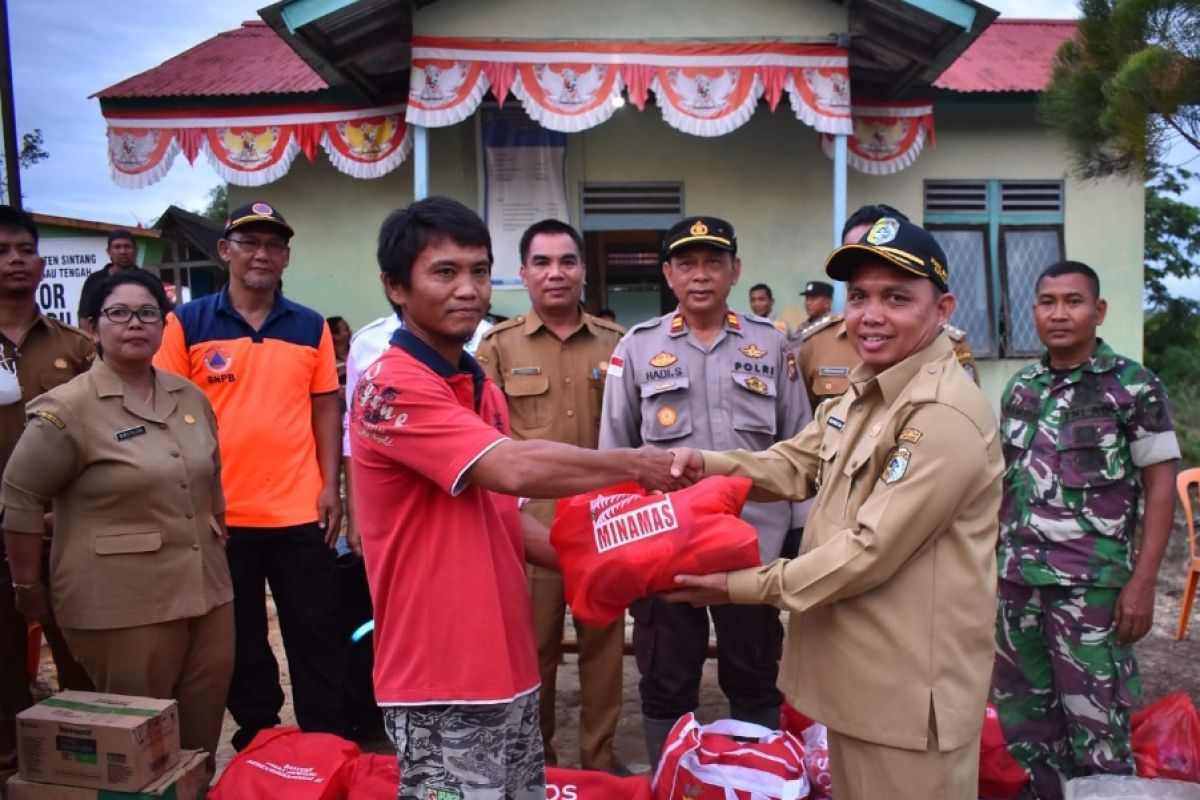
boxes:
[115,425,147,441]
[511,366,541,376]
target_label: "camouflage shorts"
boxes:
[992,581,1139,800]
[382,690,544,800]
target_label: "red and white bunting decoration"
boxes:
[820,101,935,175]
[407,37,850,137]
[102,105,409,188]
[205,125,301,186]
[321,114,412,179]
[512,63,621,132]
[107,127,182,188]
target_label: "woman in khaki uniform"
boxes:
[2,270,233,767]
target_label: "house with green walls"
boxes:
[91,0,1143,405]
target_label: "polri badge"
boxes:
[740,344,767,359]
[745,377,769,395]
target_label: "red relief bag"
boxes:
[550,476,760,627]
[979,703,1029,799]
[652,714,810,800]
[1131,691,1200,783]
[346,752,400,800]
[546,765,653,800]
[208,727,361,800]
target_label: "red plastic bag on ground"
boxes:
[652,714,809,800]
[778,703,830,799]
[347,752,400,799]
[1132,692,1200,782]
[546,765,653,799]
[551,476,759,626]
[980,703,1029,799]
[208,727,361,800]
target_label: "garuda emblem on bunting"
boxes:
[216,126,285,167]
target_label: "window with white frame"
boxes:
[924,180,1065,358]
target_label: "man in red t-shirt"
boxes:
[350,197,679,799]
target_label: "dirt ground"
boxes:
[26,512,1200,781]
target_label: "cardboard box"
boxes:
[16,691,181,792]
[6,749,207,800]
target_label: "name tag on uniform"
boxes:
[827,417,845,430]
[511,366,541,376]
[115,425,146,441]
[819,366,850,377]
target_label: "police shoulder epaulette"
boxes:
[626,316,665,335]
[481,316,524,339]
[800,313,842,341]
[945,324,967,342]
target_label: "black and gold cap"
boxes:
[824,217,949,292]
[224,201,294,238]
[663,216,737,258]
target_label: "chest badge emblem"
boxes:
[649,351,677,368]
[740,344,767,359]
[744,376,769,395]
[657,406,678,427]
[884,446,912,484]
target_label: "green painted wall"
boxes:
[230,101,1144,410]
[416,0,846,40]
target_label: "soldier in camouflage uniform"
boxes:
[993,260,1180,800]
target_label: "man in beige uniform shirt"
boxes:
[476,219,628,774]
[0,207,94,782]
[667,217,1003,799]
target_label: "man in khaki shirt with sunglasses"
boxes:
[667,217,1003,799]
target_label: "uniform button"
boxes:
[928,367,938,374]
[185,512,194,519]
[823,382,832,390]
[564,377,572,384]
[566,409,575,417]
[853,404,863,412]
[170,451,180,458]
[179,483,187,489]
[191,543,200,551]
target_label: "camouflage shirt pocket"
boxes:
[1057,418,1126,490]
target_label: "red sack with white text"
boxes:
[652,714,809,800]
[551,477,759,626]
[208,727,360,800]
[778,703,831,799]
[546,765,653,800]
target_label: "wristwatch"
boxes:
[11,580,40,591]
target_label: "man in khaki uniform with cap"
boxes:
[666,216,1003,799]
[476,219,629,774]
[798,205,978,411]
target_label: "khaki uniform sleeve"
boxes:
[204,400,226,516]
[727,403,991,610]
[0,395,83,532]
[702,412,824,503]
[476,334,503,388]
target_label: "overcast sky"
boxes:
[7,0,1194,231]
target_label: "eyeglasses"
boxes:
[99,306,164,324]
[227,237,289,255]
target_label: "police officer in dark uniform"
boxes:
[599,216,810,766]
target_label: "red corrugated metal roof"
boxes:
[94,21,328,99]
[935,19,1077,93]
